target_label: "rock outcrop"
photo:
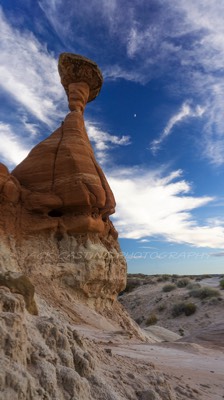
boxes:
[0,287,177,400]
[0,53,126,309]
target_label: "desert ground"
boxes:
[116,274,224,399]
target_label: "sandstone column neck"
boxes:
[68,82,90,113]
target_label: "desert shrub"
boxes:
[208,298,220,306]
[189,286,220,299]
[220,278,224,290]
[157,274,170,282]
[186,282,201,290]
[145,313,158,326]
[172,302,197,317]
[162,283,176,292]
[184,302,197,316]
[172,302,185,317]
[121,280,140,294]
[177,278,190,288]
[179,328,184,336]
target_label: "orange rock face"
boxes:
[0,53,126,305]
[12,77,115,234]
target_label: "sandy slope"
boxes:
[119,275,224,338]
[116,275,224,399]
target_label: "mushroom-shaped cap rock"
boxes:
[58,53,103,103]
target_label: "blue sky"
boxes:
[0,0,224,274]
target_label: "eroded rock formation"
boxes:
[0,53,126,308]
[12,54,116,233]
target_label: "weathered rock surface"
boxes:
[0,271,38,315]
[0,288,177,400]
[1,53,125,307]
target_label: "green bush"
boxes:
[145,313,158,326]
[177,278,190,288]
[162,284,176,292]
[172,302,197,317]
[220,278,224,290]
[189,286,220,299]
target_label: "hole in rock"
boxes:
[48,209,63,218]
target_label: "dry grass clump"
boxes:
[156,274,170,282]
[172,302,197,317]
[162,283,176,292]
[207,297,222,306]
[176,278,190,288]
[186,282,201,290]
[189,286,220,299]
[145,313,158,326]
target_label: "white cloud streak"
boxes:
[103,65,145,84]
[108,167,224,248]
[86,121,131,164]
[0,8,64,126]
[151,101,205,154]
[38,0,224,164]
[0,123,30,167]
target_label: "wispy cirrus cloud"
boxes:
[39,0,224,165]
[151,101,205,154]
[0,123,30,167]
[108,167,224,248]
[0,7,64,126]
[103,65,145,84]
[86,121,131,164]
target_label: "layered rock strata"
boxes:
[0,53,126,309]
